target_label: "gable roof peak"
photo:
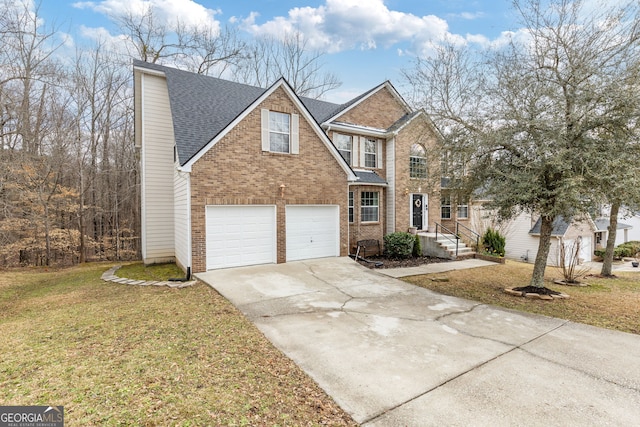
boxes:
[321,80,413,125]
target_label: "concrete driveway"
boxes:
[197,257,640,426]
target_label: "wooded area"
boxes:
[0,0,340,267]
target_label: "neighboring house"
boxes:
[593,218,633,248]
[502,213,596,266]
[621,212,640,242]
[593,205,640,247]
[134,60,442,273]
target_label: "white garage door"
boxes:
[559,236,593,266]
[206,205,276,270]
[286,205,340,261]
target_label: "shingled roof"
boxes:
[134,60,354,166]
[529,216,572,236]
[353,170,387,185]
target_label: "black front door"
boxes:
[412,194,423,230]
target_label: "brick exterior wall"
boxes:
[331,85,446,251]
[189,86,349,272]
[348,185,386,252]
[336,86,408,129]
[392,117,441,233]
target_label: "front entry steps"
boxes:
[418,233,475,260]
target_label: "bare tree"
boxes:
[234,31,341,99]
[112,3,244,75]
[0,0,64,154]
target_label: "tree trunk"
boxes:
[44,203,51,267]
[529,215,554,288]
[601,201,620,276]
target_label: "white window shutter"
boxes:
[291,113,299,154]
[261,109,270,151]
[377,139,383,169]
[359,136,366,167]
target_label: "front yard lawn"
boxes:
[403,260,640,335]
[0,263,356,426]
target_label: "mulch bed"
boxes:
[355,255,451,269]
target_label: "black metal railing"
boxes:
[456,221,481,252]
[435,222,460,257]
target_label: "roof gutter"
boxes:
[322,122,391,138]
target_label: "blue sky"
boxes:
[38,0,521,102]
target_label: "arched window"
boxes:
[410,144,427,178]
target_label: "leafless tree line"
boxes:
[0,0,341,267]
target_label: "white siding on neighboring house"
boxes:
[174,167,190,270]
[504,212,540,264]
[616,210,640,244]
[386,138,395,233]
[547,238,564,267]
[140,72,175,263]
[625,215,640,242]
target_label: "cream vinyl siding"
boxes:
[141,73,175,262]
[386,138,396,233]
[503,212,540,264]
[174,167,190,269]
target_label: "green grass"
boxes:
[404,260,640,335]
[116,262,185,281]
[0,263,356,426]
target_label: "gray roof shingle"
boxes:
[529,216,571,236]
[134,60,351,166]
[593,218,632,232]
[353,170,387,185]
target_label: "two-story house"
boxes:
[134,60,442,273]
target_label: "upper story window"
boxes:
[364,138,377,168]
[441,149,467,178]
[335,133,352,165]
[261,109,299,154]
[410,143,427,179]
[269,111,290,153]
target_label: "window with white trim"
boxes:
[269,111,290,153]
[364,138,377,168]
[457,201,469,219]
[335,133,352,165]
[348,191,354,223]
[441,195,451,219]
[361,191,379,222]
[410,143,427,178]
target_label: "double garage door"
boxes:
[206,205,339,270]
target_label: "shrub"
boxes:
[384,232,415,259]
[482,227,506,257]
[594,248,606,258]
[594,241,640,259]
[614,241,640,258]
[412,234,422,257]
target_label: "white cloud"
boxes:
[240,0,454,53]
[73,0,221,29]
[457,11,485,20]
[239,0,498,56]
